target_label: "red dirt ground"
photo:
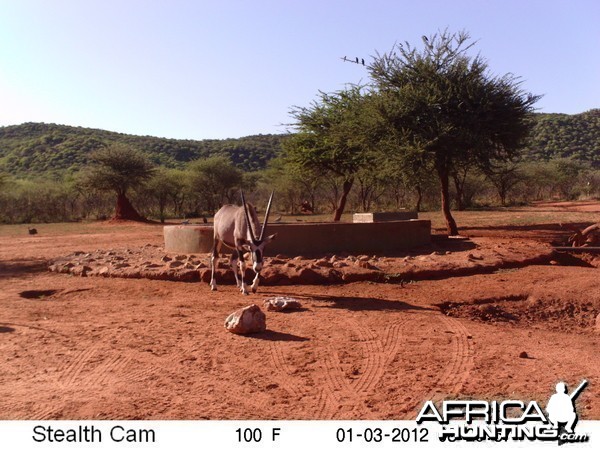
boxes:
[1,206,599,420]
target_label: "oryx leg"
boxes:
[251,271,260,293]
[230,251,242,289]
[209,239,221,291]
[237,248,250,295]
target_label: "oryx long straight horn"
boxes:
[260,190,274,241]
[240,190,257,243]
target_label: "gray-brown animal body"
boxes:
[210,192,275,295]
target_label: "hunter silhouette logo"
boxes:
[546,379,588,443]
[417,379,590,443]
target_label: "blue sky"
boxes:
[0,0,598,140]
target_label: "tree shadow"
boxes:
[0,322,67,336]
[261,290,433,312]
[246,330,310,342]
[458,222,595,244]
[269,238,477,258]
[551,252,595,268]
[460,222,589,233]
[0,259,48,280]
[314,295,434,312]
[19,289,61,300]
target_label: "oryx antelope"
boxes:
[210,191,276,295]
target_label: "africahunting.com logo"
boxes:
[417,380,589,444]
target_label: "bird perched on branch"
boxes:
[341,55,366,66]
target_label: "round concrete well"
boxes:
[164,220,431,256]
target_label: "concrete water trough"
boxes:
[164,220,431,256]
[353,211,418,222]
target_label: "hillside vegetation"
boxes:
[1,110,599,179]
[0,122,286,177]
[525,109,600,166]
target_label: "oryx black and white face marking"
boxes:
[210,191,276,295]
[251,246,263,272]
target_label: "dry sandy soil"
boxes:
[1,203,599,420]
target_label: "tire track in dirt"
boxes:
[121,361,160,383]
[318,318,406,418]
[28,404,62,420]
[404,313,474,419]
[57,346,160,389]
[382,320,404,364]
[394,312,474,419]
[0,395,63,420]
[87,354,132,386]
[434,314,474,398]
[268,339,342,419]
[267,335,342,419]
[268,318,406,419]
[9,406,62,420]
[269,342,346,420]
[351,324,383,394]
[313,388,333,420]
[57,346,98,387]
[321,345,358,417]
[268,341,303,398]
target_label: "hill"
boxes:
[1,109,599,178]
[525,109,600,166]
[0,123,287,178]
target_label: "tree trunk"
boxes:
[499,187,507,207]
[333,178,354,222]
[114,192,145,221]
[453,173,465,211]
[415,185,423,212]
[438,168,459,235]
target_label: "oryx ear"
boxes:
[264,233,277,243]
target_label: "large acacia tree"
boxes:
[84,144,155,221]
[369,30,540,235]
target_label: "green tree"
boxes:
[285,85,377,221]
[0,172,8,193]
[142,168,187,222]
[485,161,523,206]
[83,144,155,221]
[388,148,437,212]
[550,158,588,199]
[263,156,322,214]
[369,30,540,234]
[187,156,243,214]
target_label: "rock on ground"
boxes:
[264,296,303,312]
[224,304,266,334]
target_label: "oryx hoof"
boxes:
[251,286,258,294]
[210,286,217,292]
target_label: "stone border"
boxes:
[48,239,556,285]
